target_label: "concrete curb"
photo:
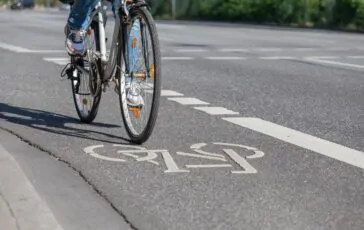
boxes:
[0,143,64,230]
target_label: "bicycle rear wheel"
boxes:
[117,6,161,144]
[70,20,102,123]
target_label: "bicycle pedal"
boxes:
[60,63,74,78]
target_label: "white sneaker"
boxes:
[65,29,86,56]
[126,79,144,107]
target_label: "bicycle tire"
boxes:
[117,6,162,144]
[70,18,102,123]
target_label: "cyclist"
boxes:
[63,0,144,107]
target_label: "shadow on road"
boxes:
[0,102,132,144]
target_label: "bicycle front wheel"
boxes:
[117,6,162,144]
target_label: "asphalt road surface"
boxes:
[0,9,363,230]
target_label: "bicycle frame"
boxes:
[92,0,129,82]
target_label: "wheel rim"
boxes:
[72,27,101,121]
[120,15,157,137]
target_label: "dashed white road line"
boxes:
[0,42,65,54]
[44,57,69,65]
[205,57,247,60]
[175,49,207,53]
[0,42,31,53]
[162,57,195,60]
[168,97,210,105]
[218,48,248,52]
[161,90,184,96]
[221,117,364,170]
[259,56,296,60]
[193,106,239,115]
[257,48,283,52]
[293,48,316,51]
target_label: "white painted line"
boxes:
[27,50,66,53]
[43,57,69,65]
[160,90,184,96]
[193,106,239,115]
[0,42,65,54]
[0,42,31,53]
[175,49,206,53]
[305,58,364,69]
[218,48,248,52]
[257,48,282,52]
[222,117,364,170]
[160,151,190,173]
[259,56,295,60]
[177,151,226,161]
[168,97,210,105]
[162,57,194,60]
[293,48,316,51]
[205,57,246,60]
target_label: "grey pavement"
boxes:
[0,9,364,230]
[0,129,133,229]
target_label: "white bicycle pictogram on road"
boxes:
[83,142,265,174]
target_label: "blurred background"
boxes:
[1,0,364,31]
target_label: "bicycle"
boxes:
[61,0,161,144]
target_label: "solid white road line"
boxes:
[222,117,364,170]
[193,106,239,115]
[168,97,210,105]
[305,58,364,69]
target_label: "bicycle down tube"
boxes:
[96,0,126,82]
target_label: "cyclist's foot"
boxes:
[65,28,86,56]
[126,80,144,107]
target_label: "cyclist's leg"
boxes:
[65,0,100,56]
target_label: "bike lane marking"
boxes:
[38,53,364,171]
[83,142,265,174]
[222,117,364,170]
